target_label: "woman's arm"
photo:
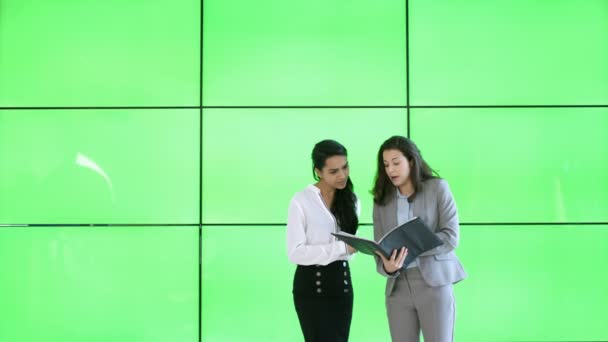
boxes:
[373,204,403,277]
[420,179,459,256]
[286,199,348,265]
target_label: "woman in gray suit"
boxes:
[371,136,467,342]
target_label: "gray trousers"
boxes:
[386,267,455,342]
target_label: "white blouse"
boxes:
[286,184,360,266]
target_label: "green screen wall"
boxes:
[1,0,607,341]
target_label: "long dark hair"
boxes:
[372,136,439,205]
[312,140,358,234]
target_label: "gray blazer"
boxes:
[373,178,467,295]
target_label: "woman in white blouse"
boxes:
[287,139,359,342]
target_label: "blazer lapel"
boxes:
[384,194,398,231]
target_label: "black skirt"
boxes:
[292,260,353,342]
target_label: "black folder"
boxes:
[332,217,443,267]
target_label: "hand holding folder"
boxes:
[332,217,443,268]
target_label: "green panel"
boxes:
[201,225,608,341]
[456,225,608,341]
[201,225,390,342]
[0,0,199,107]
[411,108,608,223]
[203,0,406,106]
[202,109,407,224]
[0,110,199,224]
[409,0,608,105]
[0,226,198,342]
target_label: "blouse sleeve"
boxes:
[286,198,348,265]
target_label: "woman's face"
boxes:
[382,149,412,188]
[316,155,349,190]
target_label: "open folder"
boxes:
[332,217,443,267]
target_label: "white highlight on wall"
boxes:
[75,152,115,202]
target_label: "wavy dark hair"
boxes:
[312,140,358,234]
[372,136,439,205]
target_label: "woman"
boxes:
[372,136,467,342]
[287,139,359,342]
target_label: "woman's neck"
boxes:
[398,181,414,197]
[315,182,335,207]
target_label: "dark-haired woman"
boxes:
[287,139,359,342]
[372,136,467,342]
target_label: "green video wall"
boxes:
[1,0,607,341]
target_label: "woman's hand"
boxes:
[346,244,358,255]
[376,247,407,274]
